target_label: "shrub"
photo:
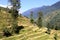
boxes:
[37,11,43,28]
[13,25,24,34]
[3,27,12,37]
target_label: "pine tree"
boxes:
[46,23,51,34]
[37,11,43,28]
[30,11,34,23]
[9,0,21,34]
[0,8,1,11]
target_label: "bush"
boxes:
[13,25,24,34]
[3,27,12,37]
[30,19,34,23]
[37,11,43,28]
[8,10,12,13]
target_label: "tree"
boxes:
[19,13,22,17]
[37,11,43,28]
[46,23,51,34]
[9,0,20,18]
[9,0,21,34]
[30,11,34,23]
[0,7,1,12]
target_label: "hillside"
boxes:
[43,10,60,28]
[0,7,60,40]
[0,8,34,31]
[0,9,13,32]
[22,1,60,19]
[0,7,39,39]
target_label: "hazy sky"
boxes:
[0,0,60,13]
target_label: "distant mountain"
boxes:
[51,1,60,8]
[50,12,60,29]
[22,1,60,18]
[43,10,60,27]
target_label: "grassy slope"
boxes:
[0,10,13,31]
[1,27,60,40]
[0,9,60,40]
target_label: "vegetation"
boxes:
[3,27,12,37]
[45,11,60,30]
[37,11,43,28]
[30,11,34,23]
[0,6,60,40]
[45,23,51,34]
[0,0,60,40]
[9,0,21,34]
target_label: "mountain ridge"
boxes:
[22,1,60,18]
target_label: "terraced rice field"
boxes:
[0,25,60,40]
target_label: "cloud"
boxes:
[0,4,7,8]
[0,4,12,9]
[8,5,12,9]
[0,4,21,14]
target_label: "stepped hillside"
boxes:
[0,7,33,31]
[0,8,13,38]
[0,27,60,40]
[0,7,60,40]
[0,9,13,32]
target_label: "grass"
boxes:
[0,27,60,40]
[34,35,49,40]
[0,9,60,40]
